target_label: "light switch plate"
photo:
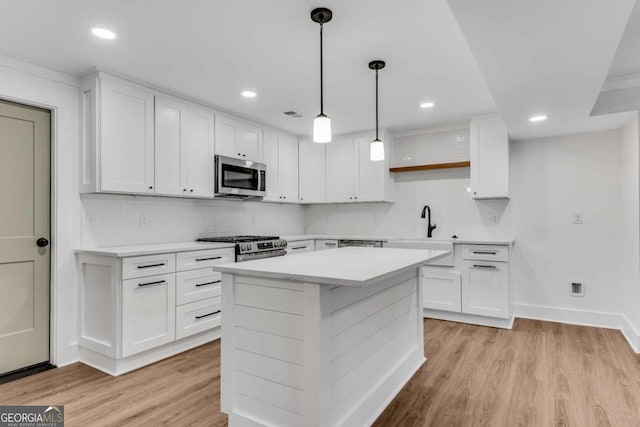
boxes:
[572,213,583,224]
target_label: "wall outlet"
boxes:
[570,281,585,297]
[572,213,583,224]
[489,214,498,223]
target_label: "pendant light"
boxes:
[369,60,385,161]
[311,8,332,143]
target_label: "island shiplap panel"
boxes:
[234,327,304,366]
[234,393,303,427]
[234,349,305,390]
[230,276,307,424]
[331,292,414,360]
[329,269,415,314]
[328,281,419,425]
[235,371,303,414]
[329,276,416,337]
[233,305,303,340]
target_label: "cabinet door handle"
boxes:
[472,251,497,255]
[472,264,496,269]
[137,263,165,269]
[196,256,222,262]
[195,280,221,287]
[138,280,166,287]
[291,246,306,250]
[196,310,221,319]
[325,243,336,247]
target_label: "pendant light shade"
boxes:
[311,8,333,143]
[370,139,385,161]
[313,114,332,143]
[369,60,386,161]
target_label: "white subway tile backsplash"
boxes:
[81,194,304,247]
[304,169,511,240]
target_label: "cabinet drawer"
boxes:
[176,297,221,340]
[176,248,234,272]
[122,253,176,279]
[315,239,338,251]
[176,268,222,305]
[286,240,315,254]
[461,245,508,262]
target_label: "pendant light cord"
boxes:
[320,22,324,115]
[375,69,379,140]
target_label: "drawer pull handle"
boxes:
[138,280,166,287]
[137,263,165,269]
[291,246,306,250]
[195,280,221,287]
[472,251,497,255]
[196,310,221,319]
[472,264,497,269]
[325,243,336,246]
[196,256,223,262]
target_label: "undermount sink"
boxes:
[385,239,454,266]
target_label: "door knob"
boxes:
[37,238,49,247]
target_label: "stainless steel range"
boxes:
[196,235,287,262]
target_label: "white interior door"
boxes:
[0,99,51,375]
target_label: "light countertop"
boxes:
[214,246,450,287]
[75,241,236,257]
[281,234,513,246]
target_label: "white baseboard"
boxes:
[79,328,221,376]
[424,309,514,329]
[512,303,640,354]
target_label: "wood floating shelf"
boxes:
[389,161,471,173]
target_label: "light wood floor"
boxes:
[1,319,640,426]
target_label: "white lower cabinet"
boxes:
[421,267,462,312]
[122,273,176,357]
[461,260,509,319]
[77,246,234,375]
[421,243,510,323]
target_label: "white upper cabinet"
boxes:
[355,134,390,202]
[81,74,155,194]
[298,140,326,203]
[155,95,215,198]
[263,131,299,203]
[214,115,263,162]
[326,137,355,203]
[324,132,393,204]
[470,114,509,199]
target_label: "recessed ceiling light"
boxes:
[89,27,116,40]
[241,91,257,98]
[420,102,435,109]
[529,114,548,122]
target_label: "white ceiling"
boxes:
[447,0,636,140]
[607,0,640,81]
[0,0,497,137]
[0,0,637,140]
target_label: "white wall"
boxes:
[81,194,304,247]
[306,126,638,337]
[305,167,512,239]
[0,55,82,366]
[509,130,626,319]
[620,113,640,347]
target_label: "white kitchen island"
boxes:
[214,246,449,427]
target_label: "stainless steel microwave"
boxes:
[215,155,266,199]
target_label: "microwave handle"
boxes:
[260,170,266,192]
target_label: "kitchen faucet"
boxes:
[420,205,437,238]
